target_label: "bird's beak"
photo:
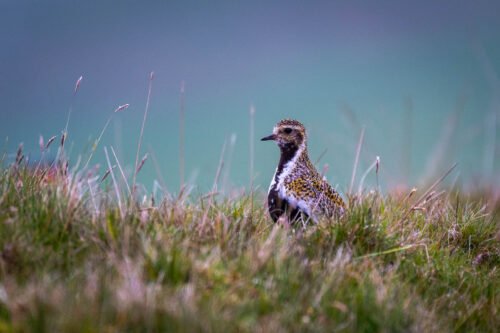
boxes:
[261,134,277,141]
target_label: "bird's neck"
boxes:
[276,142,308,174]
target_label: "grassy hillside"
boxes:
[0,159,499,332]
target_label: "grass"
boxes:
[0,157,499,332]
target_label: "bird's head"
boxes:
[261,119,307,150]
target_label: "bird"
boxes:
[261,119,345,224]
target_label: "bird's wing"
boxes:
[315,178,345,209]
[287,176,345,211]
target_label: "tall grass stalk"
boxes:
[314,148,328,166]
[249,105,255,188]
[249,105,256,221]
[179,80,185,190]
[84,104,129,169]
[147,146,167,194]
[349,126,365,196]
[357,156,380,198]
[410,163,457,212]
[110,145,131,196]
[63,75,83,136]
[87,178,99,217]
[132,72,154,199]
[34,134,56,175]
[355,243,429,262]
[222,133,237,194]
[201,140,226,227]
[212,140,226,193]
[104,146,124,218]
[399,163,458,238]
[402,97,413,183]
[58,76,82,163]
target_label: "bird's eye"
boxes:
[284,128,292,134]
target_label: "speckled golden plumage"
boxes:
[261,119,345,223]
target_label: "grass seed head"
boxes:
[15,143,24,165]
[408,187,417,199]
[74,75,83,94]
[136,153,148,174]
[60,131,67,148]
[45,135,57,149]
[100,165,116,183]
[114,104,130,113]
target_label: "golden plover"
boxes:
[261,119,345,223]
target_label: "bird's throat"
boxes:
[276,143,304,177]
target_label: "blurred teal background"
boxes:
[1,1,499,192]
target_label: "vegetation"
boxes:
[0,75,498,332]
[0,155,498,333]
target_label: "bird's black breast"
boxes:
[267,184,309,223]
[267,185,284,222]
[266,142,309,223]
